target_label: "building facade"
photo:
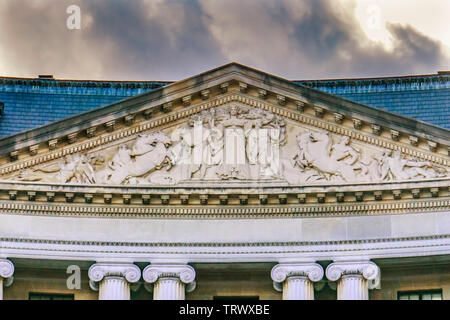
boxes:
[0,63,449,300]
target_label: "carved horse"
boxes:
[103,132,172,185]
[299,131,356,181]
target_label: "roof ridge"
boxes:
[295,72,449,82]
[0,76,173,84]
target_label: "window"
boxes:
[213,296,259,300]
[29,292,74,300]
[398,290,442,300]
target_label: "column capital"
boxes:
[271,263,324,292]
[88,263,141,284]
[325,261,379,282]
[0,259,14,279]
[143,264,196,285]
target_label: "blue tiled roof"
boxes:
[0,72,448,139]
[0,78,170,138]
[297,73,450,130]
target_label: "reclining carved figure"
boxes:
[291,130,446,183]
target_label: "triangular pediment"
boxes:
[0,63,448,188]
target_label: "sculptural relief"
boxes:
[98,132,172,185]
[4,104,447,186]
[17,154,100,184]
[14,132,172,185]
[200,112,224,179]
[380,149,443,180]
[286,130,446,183]
[166,105,287,181]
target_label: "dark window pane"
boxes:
[432,293,442,300]
[213,296,259,300]
[397,289,442,300]
[29,293,74,300]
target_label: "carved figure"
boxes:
[383,150,440,180]
[71,154,97,184]
[299,131,356,181]
[18,154,97,184]
[167,122,203,181]
[260,128,283,178]
[200,114,224,178]
[6,105,448,186]
[358,152,383,181]
[291,131,447,183]
[101,132,171,184]
[331,136,359,165]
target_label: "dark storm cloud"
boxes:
[0,0,226,80]
[387,23,445,69]
[0,0,448,80]
[81,0,226,80]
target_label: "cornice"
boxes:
[0,197,448,219]
[1,235,450,258]
[3,234,450,246]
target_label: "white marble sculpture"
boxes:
[7,105,447,186]
[288,131,446,183]
[98,132,172,185]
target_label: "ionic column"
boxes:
[325,261,380,300]
[271,263,324,300]
[143,264,196,300]
[0,259,14,300]
[88,263,141,300]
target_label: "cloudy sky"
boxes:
[0,0,448,81]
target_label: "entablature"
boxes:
[0,179,448,218]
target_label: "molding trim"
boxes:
[1,236,450,263]
[3,234,450,247]
[0,198,448,219]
